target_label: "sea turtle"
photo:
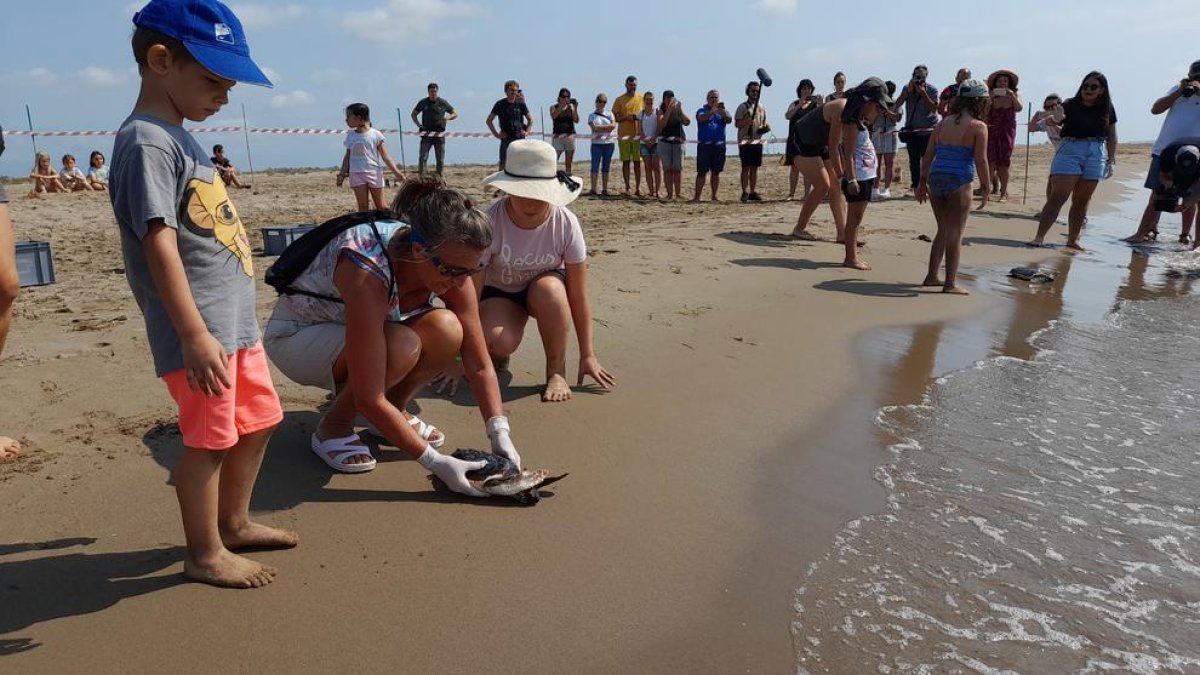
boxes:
[448,449,566,505]
[1009,266,1057,283]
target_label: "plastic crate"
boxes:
[15,240,56,287]
[262,225,316,256]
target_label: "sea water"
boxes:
[794,195,1200,673]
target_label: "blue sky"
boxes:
[2,0,1199,178]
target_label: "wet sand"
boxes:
[0,144,1148,672]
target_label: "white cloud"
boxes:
[270,89,315,109]
[229,3,308,29]
[23,68,60,87]
[753,0,796,14]
[77,66,126,89]
[310,68,347,86]
[343,0,483,44]
[6,66,128,89]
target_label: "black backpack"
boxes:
[264,209,400,303]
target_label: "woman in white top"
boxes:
[587,93,617,196]
[640,91,663,198]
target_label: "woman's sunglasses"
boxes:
[1082,83,1103,91]
[429,254,484,278]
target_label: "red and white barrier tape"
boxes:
[1,127,781,145]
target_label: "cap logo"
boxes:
[214,23,234,45]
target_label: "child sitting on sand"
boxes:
[29,151,67,195]
[59,154,94,192]
[108,0,296,589]
[87,151,110,191]
[438,139,615,402]
[336,102,406,211]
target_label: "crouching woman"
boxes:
[263,176,520,495]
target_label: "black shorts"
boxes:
[841,177,876,203]
[798,143,830,160]
[738,143,763,167]
[480,269,566,311]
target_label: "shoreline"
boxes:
[0,148,1146,672]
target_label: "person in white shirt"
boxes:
[336,102,406,211]
[59,154,95,191]
[640,91,663,198]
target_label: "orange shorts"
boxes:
[162,343,283,451]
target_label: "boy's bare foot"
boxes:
[921,276,942,287]
[0,437,21,461]
[221,521,299,551]
[184,549,277,589]
[542,374,572,403]
[843,260,872,270]
[943,285,970,295]
[1065,241,1087,252]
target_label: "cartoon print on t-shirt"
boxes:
[181,167,254,276]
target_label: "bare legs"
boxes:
[622,159,643,196]
[1031,175,1097,250]
[924,184,972,294]
[645,155,662,197]
[0,203,19,461]
[791,156,846,240]
[480,274,574,402]
[692,171,721,202]
[842,198,870,270]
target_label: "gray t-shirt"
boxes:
[109,114,259,377]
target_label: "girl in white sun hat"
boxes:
[436,139,615,402]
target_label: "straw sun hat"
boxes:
[987,69,1019,91]
[483,139,583,206]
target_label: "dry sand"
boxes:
[0,144,1148,672]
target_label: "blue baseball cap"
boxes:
[133,0,272,88]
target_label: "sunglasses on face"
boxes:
[1082,83,1102,91]
[428,255,484,278]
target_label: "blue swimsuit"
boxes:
[928,144,975,197]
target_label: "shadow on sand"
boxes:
[731,257,844,272]
[813,278,922,298]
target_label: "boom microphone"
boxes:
[756,68,773,87]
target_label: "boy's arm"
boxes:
[142,221,230,394]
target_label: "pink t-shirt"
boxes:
[483,199,587,293]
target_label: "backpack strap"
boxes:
[278,214,400,304]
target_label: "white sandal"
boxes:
[310,433,377,474]
[364,415,445,449]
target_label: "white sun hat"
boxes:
[483,139,583,206]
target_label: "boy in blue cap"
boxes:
[109,0,296,589]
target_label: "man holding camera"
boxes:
[735,81,770,202]
[894,65,939,193]
[1124,61,1200,244]
[411,82,458,175]
[692,89,732,202]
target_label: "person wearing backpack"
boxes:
[262,176,521,493]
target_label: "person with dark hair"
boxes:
[835,78,892,270]
[826,71,847,102]
[657,90,691,200]
[735,80,770,201]
[917,80,991,295]
[337,103,406,211]
[938,68,972,117]
[0,126,21,461]
[986,69,1023,202]
[59,154,95,191]
[550,87,580,174]
[785,79,822,200]
[112,0,293,588]
[1122,60,1200,244]
[486,80,532,171]
[870,80,901,199]
[411,82,457,175]
[692,89,731,202]
[264,175,521,489]
[211,144,247,189]
[895,64,940,193]
[789,92,849,241]
[88,151,110,191]
[1029,71,1118,250]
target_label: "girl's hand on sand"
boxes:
[578,356,615,390]
[915,183,929,204]
[431,361,465,397]
[182,332,231,396]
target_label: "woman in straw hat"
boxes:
[439,139,615,403]
[263,176,521,492]
[986,69,1023,202]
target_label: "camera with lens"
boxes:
[570,98,578,106]
[1182,85,1197,98]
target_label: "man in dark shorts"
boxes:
[692,89,732,201]
[735,81,770,201]
[411,82,458,175]
[486,80,532,171]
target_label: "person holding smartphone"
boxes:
[550,88,581,175]
[986,70,1023,203]
[692,90,732,202]
[895,65,940,193]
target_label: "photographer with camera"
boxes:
[895,65,940,194]
[1155,140,1200,245]
[550,88,581,175]
[735,80,770,202]
[1122,60,1200,244]
[692,89,732,202]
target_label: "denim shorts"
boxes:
[1050,138,1107,181]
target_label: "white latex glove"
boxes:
[487,416,521,470]
[418,446,487,498]
[1103,160,1115,180]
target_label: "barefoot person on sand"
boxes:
[0,128,21,461]
[110,0,296,589]
[788,88,852,241]
[836,78,892,270]
[917,79,991,295]
[437,140,614,403]
[264,176,521,488]
[1029,71,1118,251]
[985,70,1023,203]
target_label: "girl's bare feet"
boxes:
[0,436,20,461]
[220,521,299,551]
[542,373,572,402]
[184,548,277,589]
[843,259,871,270]
[943,285,970,295]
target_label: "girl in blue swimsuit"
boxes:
[916,79,991,295]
